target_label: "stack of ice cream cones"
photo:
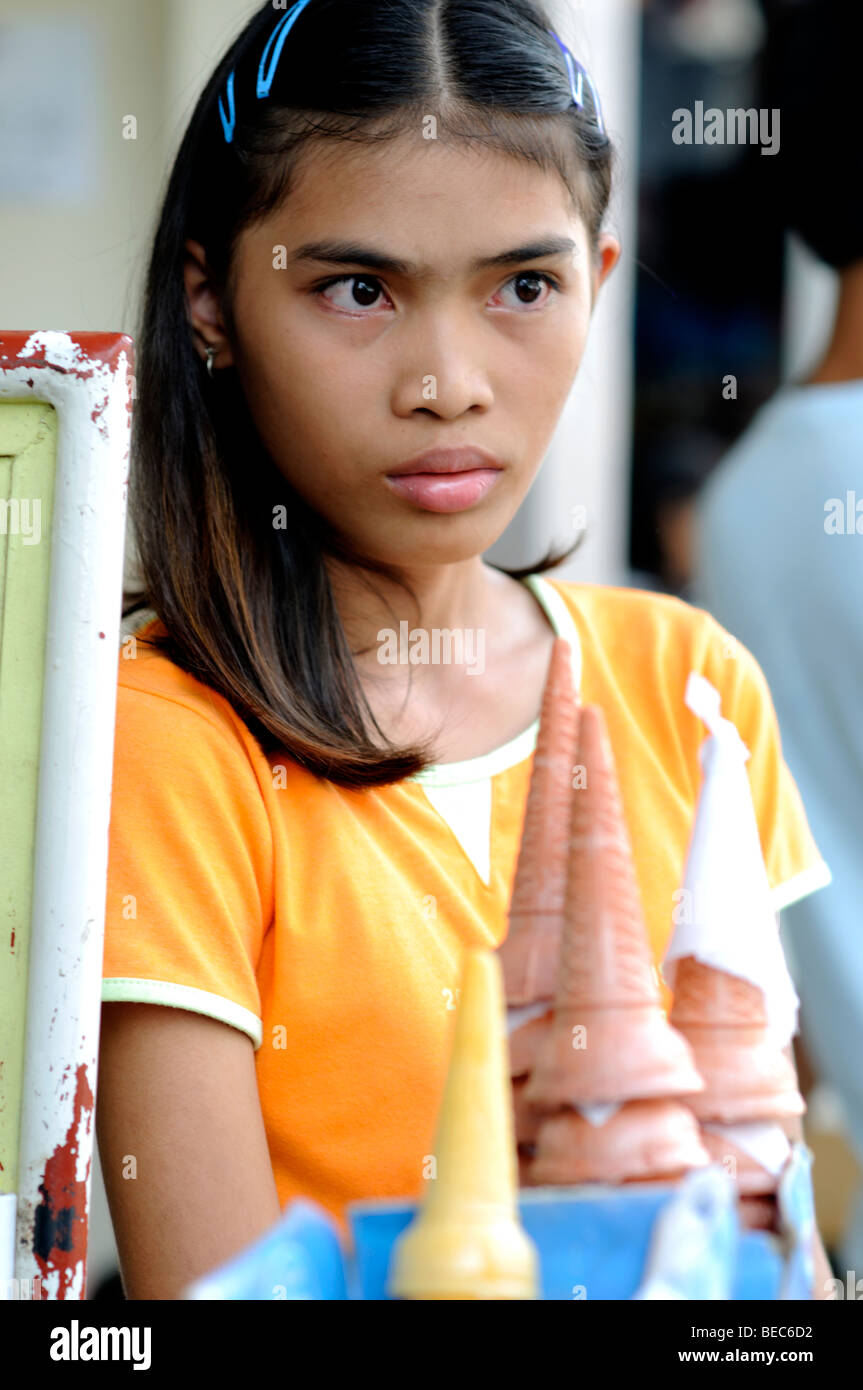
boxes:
[667,957,799,1230]
[522,703,709,1184]
[386,646,807,1299]
[498,639,580,1181]
[500,642,710,1186]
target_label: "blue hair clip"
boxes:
[219,68,237,144]
[257,0,314,99]
[547,28,605,135]
[218,1,314,145]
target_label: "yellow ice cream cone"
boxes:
[387,950,539,1300]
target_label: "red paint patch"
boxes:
[0,332,135,442]
[32,1062,94,1299]
[0,332,134,382]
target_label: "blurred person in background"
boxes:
[694,0,863,1274]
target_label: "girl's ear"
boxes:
[590,232,621,306]
[183,238,236,370]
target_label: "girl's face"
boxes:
[188,131,618,567]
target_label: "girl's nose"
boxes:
[390,328,495,419]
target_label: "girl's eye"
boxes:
[315,275,391,313]
[493,272,561,310]
[313,271,561,314]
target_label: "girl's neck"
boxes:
[328,559,558,763]
[326,556,506,667]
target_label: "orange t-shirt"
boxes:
[102,574,829,1233]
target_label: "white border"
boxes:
[771,859,833,913]
[102,978,263,1050]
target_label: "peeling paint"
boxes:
[32,1063,93,1300]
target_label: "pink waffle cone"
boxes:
[525,705,705,1106]
[669,956,805,1122]
[498,639,580,1006]
[699,1128,780,1197]
[508,1009,553,1078]
[512,1075,541,1147]
[525,1005,705,1107]
[525,1098,711,1186]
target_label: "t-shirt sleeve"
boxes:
[102,684,274,1049]
[695,610,832,912]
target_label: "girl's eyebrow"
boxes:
[288,235,578,278]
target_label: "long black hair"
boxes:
[130,0,614,788]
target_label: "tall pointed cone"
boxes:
[387,950,539,1300]
[498,638,581,1006]
[669,957,805,1122]
[525,704,705,1107]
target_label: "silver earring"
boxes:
[205,345,217,377]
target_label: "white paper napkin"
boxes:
[702,1120,792,1177]
[661,671,800,1046]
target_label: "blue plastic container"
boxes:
[184,1145,815,1300]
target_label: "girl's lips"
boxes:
[384,468,502,514]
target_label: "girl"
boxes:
[97,0,832,1299]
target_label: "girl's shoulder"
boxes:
[538,575,731,677]
[538,573,771,761]
[543,573,703,622]
[543,576,827,913]
[115,610,259,763]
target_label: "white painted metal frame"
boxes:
[0,331,132,1298]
